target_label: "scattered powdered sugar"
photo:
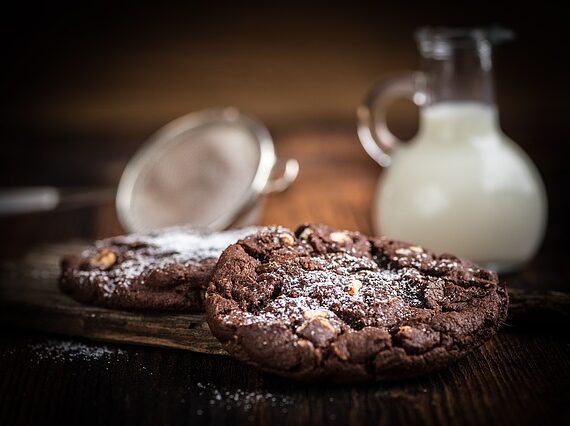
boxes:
[131,226,260,261]
[76,226,260,297]
[234,251,431,330]
[358,268,426,307]
[431,257,461,273]
[27,338,127,362]
[309,253,378,274]
[196,382,294,412]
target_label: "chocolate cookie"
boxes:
[60,226,258,312]
[206,224,508,382]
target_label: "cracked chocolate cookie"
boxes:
[60,226,258,312]
[206,224,508,382]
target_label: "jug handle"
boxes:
[357,71,426,167]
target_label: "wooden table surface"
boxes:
[0,124,568,425]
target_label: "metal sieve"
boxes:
[0,108,299,232]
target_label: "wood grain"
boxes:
[507,287,570,327]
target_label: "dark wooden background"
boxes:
[1,2,569,425]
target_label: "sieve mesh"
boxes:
[125,122,260,232]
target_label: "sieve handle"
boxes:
[263,158,299,194]
[0,186,115,216]
[0,187,60,216]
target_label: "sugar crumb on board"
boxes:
[26,338,127,362]
[195,381,295,412]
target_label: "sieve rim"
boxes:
[115,108,277,233]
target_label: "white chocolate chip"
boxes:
[395,248,411,255]
[303,309,331,320]
[299,228,313,241]
[279,233,295,246]
[346,278,362,296]
[296,339,314,349]
[315,317,336,332]
[329,231,351,244]
[331,343,350,361]
[89,249,116,269]
[297,316,336,332]
[410,246,423,253]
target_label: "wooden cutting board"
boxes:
[1,242,568,355]
[0,242,226,355]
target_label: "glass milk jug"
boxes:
[357,27,547,272]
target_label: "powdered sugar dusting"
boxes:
[28,338,127,362]
[196,382,294,412]
[121,226,260,261]
[73,226,260,297]
[230,250,433,331]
